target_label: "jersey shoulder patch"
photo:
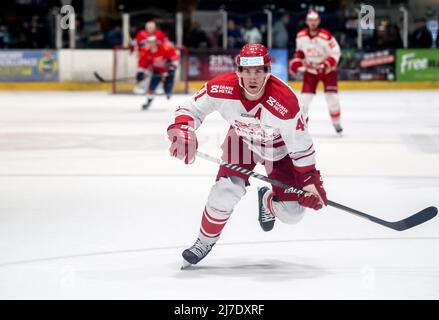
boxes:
[297,28,309,38]
[261,76,300,120]
[317,28,332,41]
[206,72,240,100]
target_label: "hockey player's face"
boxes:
[307,18,320,31]
[239,66,267,95]
[146,22,156,32]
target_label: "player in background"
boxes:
[132,20,170,94]
[289,10,343,134]
[135,20,169,48]
[140,35,179,110]
[167,44,328,268]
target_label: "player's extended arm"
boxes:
[280,108,328,210]
[289,36,308,74]
[295,165,328,210]
[167,121,198,164]
[319,35,341,73]
[167,85,216,164]
[289,50,306,74]
[164,48,180,77]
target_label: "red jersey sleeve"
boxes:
[166,46,180,62]
[289,51,305,74]
[135,30,147,46]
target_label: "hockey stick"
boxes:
[196,151,437,231]
[93,71,136,83]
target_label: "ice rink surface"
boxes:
[0,90,438,299]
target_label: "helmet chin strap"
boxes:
[238,73,271,98]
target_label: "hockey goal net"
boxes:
[112,45,189,94]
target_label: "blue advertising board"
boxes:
[0,50,59,82]
[269,49,288,82]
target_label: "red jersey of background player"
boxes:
[135,21,169,49]
[136,29,169,48]
[139,44,179,74]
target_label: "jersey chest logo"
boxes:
[266,96,276,106]
[232,120,280,144]
[265,96,288,117]
[305,47,324,58]
[210,85,234,95]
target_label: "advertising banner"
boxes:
[269,49,288,82]
[396,49,439,81]
[0,50,59,82]
[188,49,239,81]
[337,49,396,81]
[188,49,288,81]
[289,48,396,81]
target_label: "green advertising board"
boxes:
[396,49,439,81]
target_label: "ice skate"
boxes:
[181,238,215,269]
[258,187,276,232]
[333,123,343,135]
[142,98,153,111]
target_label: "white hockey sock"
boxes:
[299,93,315,119]
[324,92,341,124]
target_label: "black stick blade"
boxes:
[93,71,106,83]
[390,206,438,231]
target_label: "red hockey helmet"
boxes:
[235,44,271,69]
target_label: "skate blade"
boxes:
[181,259,192,270]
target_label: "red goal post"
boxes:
[112,45,189,94]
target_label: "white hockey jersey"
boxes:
[290,28,341,74]
[174,72,316,169]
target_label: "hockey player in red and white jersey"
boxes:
[289,10,343,134]
[167,44,328,268]
[132,21,170,94]
[139,35,179,110]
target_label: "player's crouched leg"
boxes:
[182,176,246,266]
[206,176,246,221]
[200,176,247,244]
[271,200,306,224]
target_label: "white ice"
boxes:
[0,90,438,299]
